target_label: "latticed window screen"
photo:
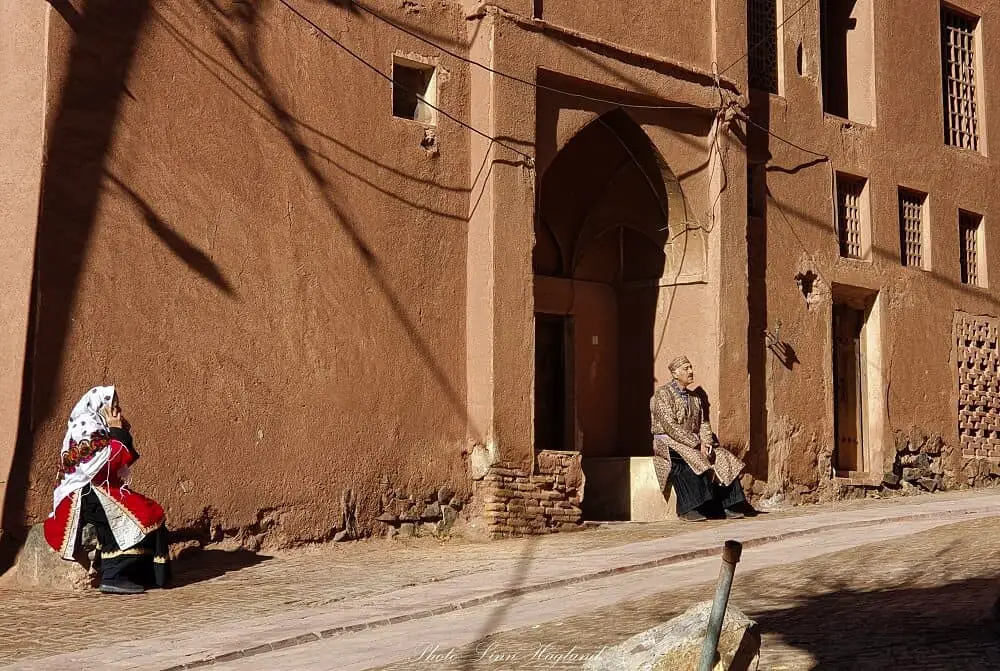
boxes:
[960,212,982,285]
[836,176,864,259]
[942,8,980,151]
[898,189,925,268]
[748,0,779,93]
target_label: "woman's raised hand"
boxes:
[101,405,124,429]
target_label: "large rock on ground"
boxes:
[0,524,93,591]
[584,600,760,671]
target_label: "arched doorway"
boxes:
[533,109,698,519]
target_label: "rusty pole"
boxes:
[698,540,743,671]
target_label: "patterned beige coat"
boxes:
[649,382,744,491]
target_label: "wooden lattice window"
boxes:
[836,174,865,259]
[960,211,983,286]
[898,189,926,268]
[748,0,779,94]
[942,7,980,151]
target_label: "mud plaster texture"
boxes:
[743,0,1000,507]
[8,0,474,549]
[5,0,1000,552]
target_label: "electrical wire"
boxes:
[739,112,830,159]
[352,0,714,112]
[357,0,833,164]
[346,0,839,167]
[274,0,536,163]
[282,0,833,210]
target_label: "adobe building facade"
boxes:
[1,0,998,551]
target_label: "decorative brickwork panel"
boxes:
[956,315,1000,458]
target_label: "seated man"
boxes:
[650,356,749,522]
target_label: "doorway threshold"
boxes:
[834,472,881,487]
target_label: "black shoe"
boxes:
[680,509,708,522]
[724,507,745,520]
[99,579,145,595]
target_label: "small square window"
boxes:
[392,57,436,125]
[898,188,929,269]
[835,173,870,260]
[960,210,986,287]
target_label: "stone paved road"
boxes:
[204,512,999,670]
[368,516,1000,671]
[0,507,702,666]
[2,489,998,670]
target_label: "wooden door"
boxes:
[833,304,865,472]
[534,314,574,451]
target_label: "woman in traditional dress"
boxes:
[43,386,171,594]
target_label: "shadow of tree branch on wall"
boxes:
[46,0,84,31]
[197,0,479,436]
[151,4,470,201]
[1,0,156,575]
[104,171,235,295]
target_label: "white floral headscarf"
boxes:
[51,386,117,516]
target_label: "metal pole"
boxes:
[698,540,743,671]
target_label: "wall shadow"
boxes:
[196,0,478,438]
[755,576,1000,669]
[170,547,272,588]
[3,0,241,575]
[746,85,771,484]
[1,0,155,575]
[104,171,235,294]
[150,6,471,218]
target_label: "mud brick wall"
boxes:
[474,451,584,539]
[956,315,1000,459]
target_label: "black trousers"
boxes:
[81,489,171,587]
[669,450,746,515]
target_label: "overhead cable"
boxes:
[739,113,830,159]
[718,0,815,77]
[275,0,535,163]
[353,0,714,112]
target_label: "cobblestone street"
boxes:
[2,490,999,670]
[373,511,1000,670]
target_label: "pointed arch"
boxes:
[533,108,701,285]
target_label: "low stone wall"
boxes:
[473,450,585,539]
[374,485,467,539]
[888,429,953,492]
